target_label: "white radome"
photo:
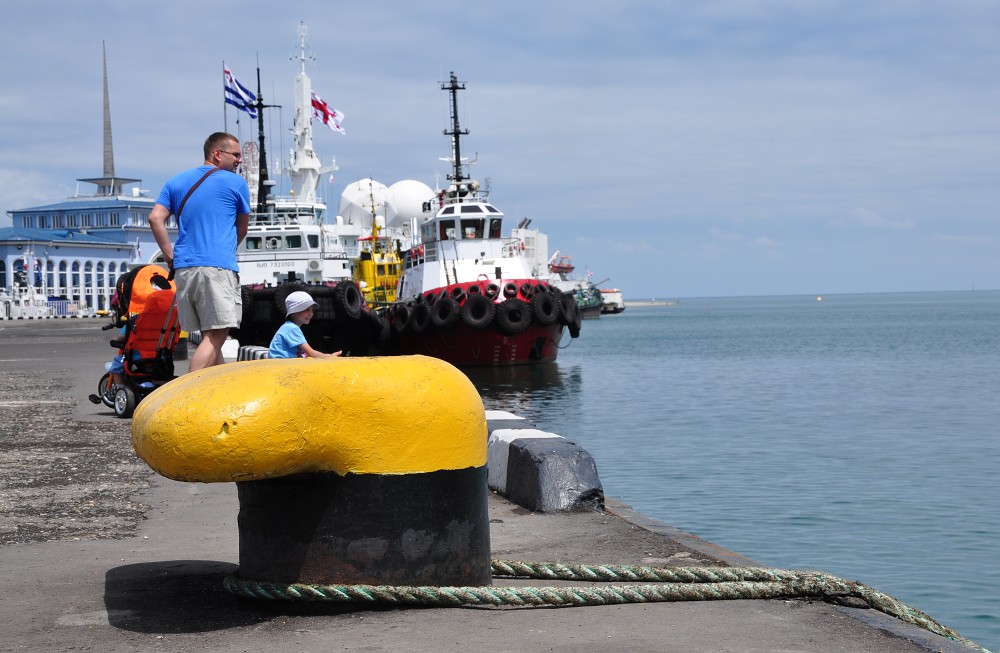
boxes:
[338,178,396,227]
[388,179,435,225]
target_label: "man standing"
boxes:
[149,132,251,372]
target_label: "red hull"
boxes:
[389,321,565,366]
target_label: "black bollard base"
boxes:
[236,466,491,587]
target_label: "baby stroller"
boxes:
[88,265,182,418]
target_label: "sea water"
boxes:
[466,291,1000,651]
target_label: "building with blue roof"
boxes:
[1,45,175,317]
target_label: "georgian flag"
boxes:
[224,65,258,119]
[311,91,345,134]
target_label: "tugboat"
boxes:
[385,73,580,366]
[351,181,404,308]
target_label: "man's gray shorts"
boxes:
[174,267,241,332]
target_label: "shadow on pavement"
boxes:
[104,560,271,633]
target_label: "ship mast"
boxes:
[252,67,277,214]
[442,72,468,185]
[288,22,335,205]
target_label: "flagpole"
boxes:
[222,61,228,133]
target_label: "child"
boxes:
[268,291,342,359]
[88,327,127,405]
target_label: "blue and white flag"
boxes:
[224,65,257,119]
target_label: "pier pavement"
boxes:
[0,318,980,652]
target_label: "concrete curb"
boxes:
[485,410,604,513]
[237,345,269,361]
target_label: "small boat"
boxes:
[547,255,575,276]
[384,73,580,366]
[600,288,626,314]
[353,213,403,307]
[0,285,56,320]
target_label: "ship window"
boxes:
[485,205,500,213]
[439,219,456,240]
[308,235,319,248]
[461,218,484,239]
[266,237,280,250]
[460,205,483,213]
[245,237,262,251]
[440,206,455,215]
[489,219,502,238]
[285,235,302,249]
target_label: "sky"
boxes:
[2,1,998,299]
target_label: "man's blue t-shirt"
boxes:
[269,321,307,359]
[155,165,251,272]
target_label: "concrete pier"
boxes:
[0,319,981,652]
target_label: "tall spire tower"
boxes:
[102,41,115,180]
[79,42,138,197]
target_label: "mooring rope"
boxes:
[223,559,990,653]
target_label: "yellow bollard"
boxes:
[132,355,491,587]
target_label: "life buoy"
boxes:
[431,296,461,329]
[460,294,495,329]
[494,298,533,335]
[531,291,559,326]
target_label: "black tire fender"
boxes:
[460,293,495,329]
[494,298,533,335]
[334,280,363,320]
[532,291,559,325]
[430,296,461,329]
[409,301,431,333]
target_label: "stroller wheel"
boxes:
[114,386,137,418]
[97,373,116,408]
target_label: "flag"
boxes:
[224,65,257,119]
[311,91,345,133]
[135,237,141,261]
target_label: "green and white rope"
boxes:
[223,559,990,653]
